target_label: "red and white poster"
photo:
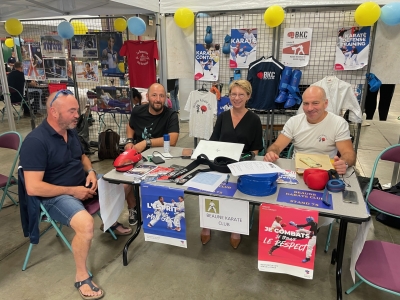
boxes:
[281,28,312,67]
[258,203,319,279]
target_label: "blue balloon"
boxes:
[380,3,400,26]
[127,17,146,36]
[57,21,74,39]
[14,37,20,46]
[197,13,210,18]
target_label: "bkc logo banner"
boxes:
[281,27,313,67]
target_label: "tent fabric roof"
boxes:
[0,0,159,21]
[160,0,392,13]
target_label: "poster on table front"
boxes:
[141,183,187,248]
[98,32,125,78]
[40,36,64,57]
[70,34,98,58]
[335,26,371,71]
[230,28,257,68]
[258,203,319,279]
[199,195,249,235]
[75,61,99,83]
[43,58,67,80]
[194,44,220,81]
[21,42,45,80]
[281,28,312,67]
[95,86,132,114]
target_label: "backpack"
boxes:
[98,129,120,160]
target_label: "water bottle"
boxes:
[163,134,170,153]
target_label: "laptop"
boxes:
[191,140,245,161]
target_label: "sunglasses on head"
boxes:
[50,89,74,107]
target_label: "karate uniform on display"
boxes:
[298,76,362,123]
[173,201,185,228]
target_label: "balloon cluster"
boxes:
[174,8,195,28]
[355,2,400,26]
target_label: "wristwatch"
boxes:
[345,162,349,169]
[146,138,152,148]
[125,138,134,145]
[87,168,97,175]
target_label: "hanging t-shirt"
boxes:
[120,40,159,88]
[184,90,217,139]
[217,96,232,116]
[247,57,284,110]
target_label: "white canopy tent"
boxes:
[160,0,393,13]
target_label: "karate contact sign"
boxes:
[281,28,312,67]
[199,196,249,235]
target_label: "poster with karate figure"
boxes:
[194,43,220,81]
[230,28,257,68]
[258,203,319,279]
[335,26,371,70]
[281,28,312,67]
[141,183,187,248]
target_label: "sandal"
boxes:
[100,222,132,236]
[74,277,104,300]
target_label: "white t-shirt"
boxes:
[184,90,217,139]
[282,112,351,158]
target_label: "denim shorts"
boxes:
[42,195,85,227]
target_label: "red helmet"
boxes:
[113,149,142,172]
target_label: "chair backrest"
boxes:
[380,145,400,164]
[8,86,25,103]
[0,131,22,151]
[366,144,400,199]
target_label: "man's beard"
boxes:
[150,102,163,113]
[58,114,78,130]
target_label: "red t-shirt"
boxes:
[120,40,159,88]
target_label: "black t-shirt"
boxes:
[128,104,179,143]
[7,70,25,103]
[20,119,86,188]
[209,110,263,153]
[247,57,284,110]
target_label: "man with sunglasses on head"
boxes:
[20,90,131,300]
[124,83,180,226]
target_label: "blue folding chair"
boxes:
[0,131,22,210]
[18,167,117,271]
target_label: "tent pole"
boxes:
[0,46,16,131]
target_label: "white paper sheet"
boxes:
[350,218,373,282]
[98,178,125,232]
[154,152,173,160]
[183,172,227,192]
[228,161,283,177]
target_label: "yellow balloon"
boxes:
[355,2,381,26]
[174,8,195,28]
[71,20,88,35]
[5,38,14,48]
[114,18,127,32]
[5,18,23,36]
[118,62,125,73]
[264,5,285,28]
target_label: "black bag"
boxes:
[76,110,92,155]
[357,176,382,198]
[98,129,120,160]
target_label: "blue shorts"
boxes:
[42,195,85,227]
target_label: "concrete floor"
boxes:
[0,87,399,299]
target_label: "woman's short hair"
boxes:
[229,80,252,96]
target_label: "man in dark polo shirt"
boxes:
[124,83,180,225]
[20,90,131,299]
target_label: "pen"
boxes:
[225,174,230,184]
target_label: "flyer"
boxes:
[96,86,132,114]
[230,28,257,68]
[43,58,67,80]
[141,183,187,248]
[335,26,371,71]
[98,32,124,78]
[75,61,99,83]
[281,28,312,67]
[258,203,319,279]
[21,42,45,80]
[194,43,220,81]
[70,34,98,58]
[40,36,65,57]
